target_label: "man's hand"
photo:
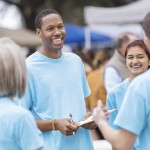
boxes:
[81,112,97,130]
[55,118,79,136]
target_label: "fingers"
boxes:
[64,120,78,136]
[82,121,97,130]
[65,130,76,136]
[61,127,76,136]
[97,99,103,107]
[93,107,98,116]
[93,100,103,113]
[56,118,78,136]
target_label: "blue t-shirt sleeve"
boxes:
[14,111,43,150]
[13,82,32,110]
[13,84,32,109]
[114,78,148,135]
[106,91,119,129]
[21,81,33,109]
[80,59,91,99]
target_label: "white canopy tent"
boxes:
[0,1,42,49]
[0,1,24,29]
[83,0,150,49]
[87,24,143,39]
[84,0,150,24]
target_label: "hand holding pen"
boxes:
[69,113,75,135]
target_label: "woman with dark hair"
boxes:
[106,40,150,150]
[93,12,150,150]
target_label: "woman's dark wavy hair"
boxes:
[125,40,150,59]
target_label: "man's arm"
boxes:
[36,120,54,132]
[93,101,136,150]
[97,121,136,150]
[36,119,79,136]
[81,111,97,130]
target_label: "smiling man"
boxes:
[18,9,96,150]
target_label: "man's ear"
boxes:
[148,60,150,67]
[147,38,150,46]
[36,29,42,38]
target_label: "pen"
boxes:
[69,113,75,135]
[69,113,73,124]
[108,109,117,113]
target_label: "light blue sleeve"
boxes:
[13,71,33,110]
[104,67,122,93]
[20,81,33,109]
[80,59,91,98]
[106,90,119,129]
[14,111,43,150]
[114,78,148,135]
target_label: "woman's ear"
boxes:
[36,29,42,38]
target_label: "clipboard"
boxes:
[77,116,94,127]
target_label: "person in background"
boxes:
[106,39,150,150]
[74,47,94,76]
[0,37,43,150]
[15,9,96,150]
[86,49,112,110]
[93,12,150,150]
[86,49,111,140]
[104,32,137,93]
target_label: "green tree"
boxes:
[2,0,138,30]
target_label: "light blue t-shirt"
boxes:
[106,78,130,129]
[106,78,139,150]
[115,69,150,150]
[0,97,43,150]
[19,51,93,150]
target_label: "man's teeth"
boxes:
[53,38,61,42]
[131,66,141,68]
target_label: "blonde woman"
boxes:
[0,38,43,150]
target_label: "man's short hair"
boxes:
[0,37,27,98]
[35,9,60,29]
[142,12,150,38]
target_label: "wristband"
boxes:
[52,120,56,130]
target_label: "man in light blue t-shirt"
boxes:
[93,12,150,150]
[17,9,97,150]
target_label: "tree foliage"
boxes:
[2,0,138,30]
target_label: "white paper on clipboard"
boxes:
[77,116,94,126]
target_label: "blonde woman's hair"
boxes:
[0,37,27,98]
